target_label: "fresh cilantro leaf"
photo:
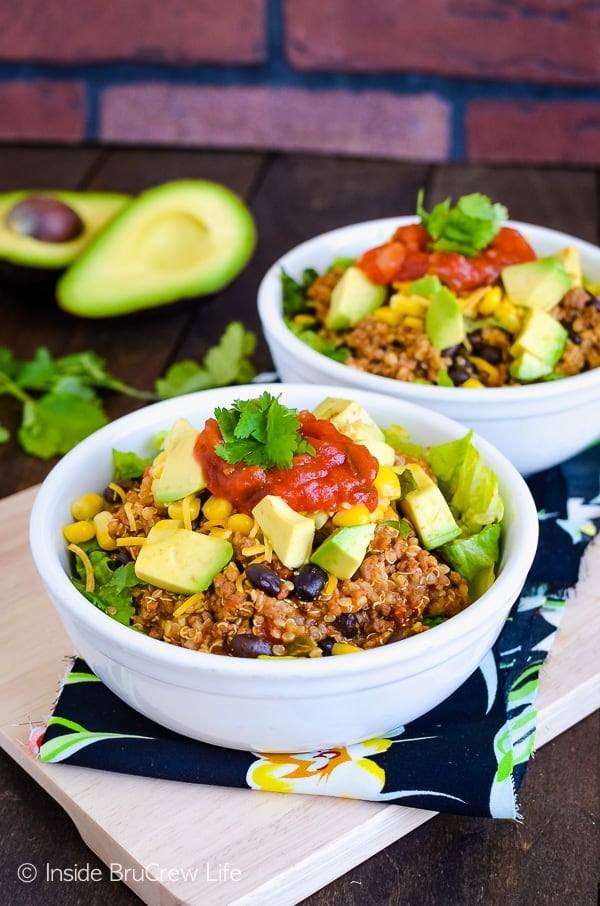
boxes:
[398,468,419,498]
[0,425,9,444]
[281,267,318,319]
[214,391,314,469]
[155,322,257,400]
[417,190,508,257]
[18,392,108,459]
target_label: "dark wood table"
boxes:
[0,145,598,906]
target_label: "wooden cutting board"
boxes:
[1,485,599,906]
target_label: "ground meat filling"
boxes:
[105,478,470,658]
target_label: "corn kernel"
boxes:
[470,355,499,379]
[374,465,401,500]
[390,294,427,317]
[93,510,117,550]
[70,493,105,522]
[293,313,316,326]
[332,642,362,655]
[202,496,233,521]
[168,498,201,522]
[62,520,96,544]
[373,307,401,326]
[332,505,371,527]
[227,513,255,535]
[403,315,425,330]
[371,505,387,522]
[462,377,485,388]
[478,286,503,316]
[495,300,522,334]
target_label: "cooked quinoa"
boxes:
[87,464,470,658]
[294,268,600,389]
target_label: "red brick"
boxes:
[466,101,600,164]
[284,0,600,86]
[0,81,85,142]
[100,84,450,160]
[0,0,265,64]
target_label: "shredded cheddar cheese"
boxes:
[68,543,95,593]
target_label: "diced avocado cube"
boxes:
[325,266,387,330]
[252,495,315,569]
[509,351,553,382]
[311,523,376,580]
[398,463,461,549]
[509,309,568,368]
[134,523,233,594]
[312,397,396,466]
[553,246,582,287]
[501,257,572,311]
[151,418,206,504]
[425,285,465,351]
[408,275,442,298]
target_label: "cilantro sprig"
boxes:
[417,190,508,257]
[214,391,314,470]
[0,321,257,460]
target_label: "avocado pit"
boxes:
[5,195,84,243]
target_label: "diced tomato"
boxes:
[358,241,406,284]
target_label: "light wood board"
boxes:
[1,485,598,906]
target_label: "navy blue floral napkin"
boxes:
[36,445,600,819]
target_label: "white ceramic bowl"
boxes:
[30,384,538,753]
[257,218,600,476]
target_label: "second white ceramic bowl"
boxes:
[257,218,600,475]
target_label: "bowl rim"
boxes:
[30,382,539,683]
[257,217,600,405]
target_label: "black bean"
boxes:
[245,563,284,597]
[113,548,133,566]
[318,637,336,656]
[568,329,582,344]
[334,612,359,637]
[230,633,273,658]
[448,364,474,385]
[103,479,134,504]
[293,563,328,601]
[441,343,461,357]
[477,344,503,365]
[467,330,483,348]
[587,294,600,311]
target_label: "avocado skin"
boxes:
[56,180,256,319]
[0,190,131,271]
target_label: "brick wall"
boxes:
[0,0,598,163]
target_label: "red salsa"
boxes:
[358,224,536,293]
[194,410,379,515]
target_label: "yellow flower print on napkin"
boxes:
[247,737,392,798]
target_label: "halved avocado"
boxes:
[56,180,256,318]
[0,190,131,269]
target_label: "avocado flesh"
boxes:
[398,463,461,550]
[151,418,205,505]
[311,524,376,580]
[0,190,130,268]
[252,494,315,569]
[509,308,568,381]
[134,520,233,595]
[501,257,572,311]
[56,180,256,318]
[325,266,386,330]
[425,285,465,350]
